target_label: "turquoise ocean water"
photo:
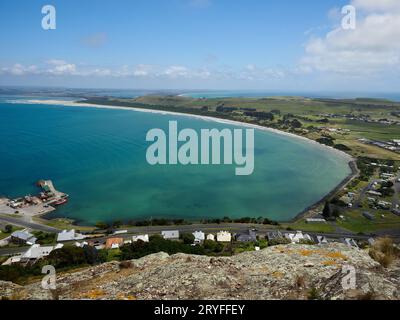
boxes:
[0,97,351,224]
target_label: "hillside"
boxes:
[1,243,399,300]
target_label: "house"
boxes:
[57,229,86,242]
[315,235,329,245]
[343,238,359,249]
[192,231,205,243]
[266,231,283,242]
[216,231,231,242]
[20,244,63,262]
[113,230,128,235]
[392,209,400,216]
[75,241,88,248]
[306,218,327,224]
[362,211,375,221]
[2,255,22,266]
[285,231,313,244]
[11,231,37,245]
[206,234,215,241]
[161,230,180,240]
[236,230,257,242]
[105,237,124,249]
[367,190,383,197]
[132,234,149,242]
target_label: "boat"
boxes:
[53,197,68,206]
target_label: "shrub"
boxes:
[369,237,398,268]
[269,237,291,246]
[119,261,132,269]
[307,287,322,300]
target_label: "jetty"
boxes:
[0,180,69,218]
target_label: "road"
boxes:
[1,222,400,257]
[0,215,60,233]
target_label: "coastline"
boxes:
[6,98,358,225]
[7,98,354,163]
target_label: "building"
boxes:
[192,231,205,243]
[306,218,327,224]
[161,230,180,240]
[315,235,329,245]
[236,230,257,242]
[362,212,375,221]
[11,231,37,245]
[285,231,313,244]
[132,234,149,242]
[266,231,283,242]
[57,229,86,242]
[2,255,22,266]
[21,244,64,262]
[206,234,215,241]
[216,231,231,242]
[105,238,124,249]
[343,238,359,249]
[113,230,128,235]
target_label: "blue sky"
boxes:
[0,0,399,91]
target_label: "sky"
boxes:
[0,0,399,92]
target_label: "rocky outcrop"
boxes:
[1,244,399,300]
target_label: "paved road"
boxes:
[0,215,60,233]
[1,222,399,257]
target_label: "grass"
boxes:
[337,209,400,233]
[33,217,95,232]
[0,225,23,240]
[283,220,336,233]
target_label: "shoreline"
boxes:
[6,98,358,226]
[7,98,354,163]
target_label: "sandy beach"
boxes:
[7,98,354,163]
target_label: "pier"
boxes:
[0,180,69,219]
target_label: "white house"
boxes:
[216,231,231,242]
[161,230,180,240]
[344,238,359,249]
[113,230,128,235]
[11,231,37,245]
[192,231,205,243]
[132,234,149,242]
[2,255,22,266]
[285,231,313,244]
[316,236,329,245]
[57,229,86,242]
[206,234,215,241]
[21,243,64,262]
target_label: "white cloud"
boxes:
[46,60,77,75]
[1,64,38,76]
[1,60,286,83]
[352,0,400,12]
[164,66,190,78]
[301,1,400,75]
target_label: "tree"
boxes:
[181,233,195,245]
[4,225,12,233]
[291,119,302,128]
[322,202,332,219]
[95,221,109,230]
